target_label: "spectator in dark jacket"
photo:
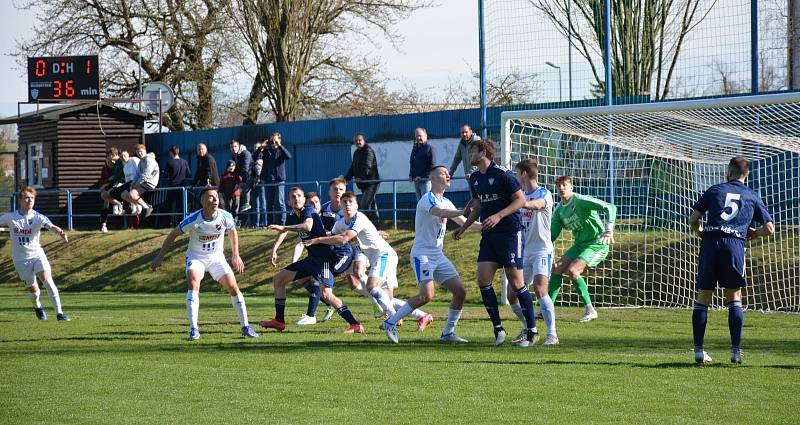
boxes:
[409,127,435,200]
[192,143,219,209]
[259,132,292,225]
[250,141,266,227]
[344,133,380,221]
[163,145,191,227]
[219,160,243,221]
[229,139,253,213]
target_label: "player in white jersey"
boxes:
[384,166,480,344]
[151,187,258,341]
[507,158,558,346]
[0,187,70,321]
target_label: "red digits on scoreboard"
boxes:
[35,60,46,77]
[86,59,91,75]
[53,80,62,98]
[65,80,75,97]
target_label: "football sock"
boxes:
[304,283,321,316]
[515,286,536,330]
[392,298,424,320]
[230,293,249,327]
[42,278,63,314]
[538,294,557,337]
[442,308,463,336]
[573,277,593,307]
[692,302,709,350]
[479,285,502,328]
[186,290,199,329]
[510,302,526,329]
[388,302,414,325]
[275,298,287,323]
[28,288,42,309]
[728,300,744,350]
[548,274,563,301]
[369,287,396,316]
[336,306,359,325]
[353,281,371,298]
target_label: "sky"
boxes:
[0,1,479,120]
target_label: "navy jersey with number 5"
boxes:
[692,180,772,240]
[469,162,522,234]
[288,205,336,260]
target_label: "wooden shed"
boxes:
[0,103,146,224]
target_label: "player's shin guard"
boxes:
[515,286,536,330]
[727,300,744,350]
[479,285,502,328]
[230,293,249,327]
[186,290,199,329]
[692,302,709,351]
[538,295,557,337]
[304,283,321,317]
[42,278,63,314]
[548,274,563,301]
[28,288,42,309]
[573,277,593,307]
[336,305,359,325]
[369,287,396,316]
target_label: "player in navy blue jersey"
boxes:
[689,157,774,364]
[453,139,538,347]
[259,187,363,334]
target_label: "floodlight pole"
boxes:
[604,0,615,206]
[138,52,143,111]
[546,62,562,102]
[478,0,488,139]
[751,0,759,94]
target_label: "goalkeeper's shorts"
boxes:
[565,242,609,268]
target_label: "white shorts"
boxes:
[366,249,398,289]
[523,253,553,284]
[411,253,459,285]
[13,256,51,287]
[185,255,233,281]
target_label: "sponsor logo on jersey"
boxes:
[199,235,218,241]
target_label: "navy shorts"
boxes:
[477,231,523,269]
[285,252,353,288]
[696,236,747,290]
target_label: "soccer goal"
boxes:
[501,93,800,311]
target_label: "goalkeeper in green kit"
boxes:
[550,176,617,323]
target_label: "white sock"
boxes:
[42,278,63,314]
[510,302,526,330]
[353,281,371,298]
[28,288,42,309]
[388,302,415,325]
[538,295,557,337]
[230,293,249,327]
[442,308,462,335]
[186,290,199,329]
[369,287,396,316]
[391,298,425,320]
[585,303,595,312]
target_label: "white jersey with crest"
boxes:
[0,210,52,261]
[520,186,554,257]
[411,191,455,258]
[178,209,236,258]
[332,211,390,259]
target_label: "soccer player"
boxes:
[689,157,774,364]
[508,158,559,346]
[260,187,364,334]
[453,139,538,347]
[0,187,70,321]
[150,187,258,341]
[384,166,478,344]
[549,175,617,323]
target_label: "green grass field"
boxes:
[1,229,799,424]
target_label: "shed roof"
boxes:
[0,102,147,125]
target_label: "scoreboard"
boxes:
[27,55,100,102]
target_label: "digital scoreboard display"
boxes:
[27,55,100,102]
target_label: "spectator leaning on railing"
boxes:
[219,160,243,222]
[163,145,191,227]
[344,133,380,222]
[449,124,480,181]
[409,127,435,201]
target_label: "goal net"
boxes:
[501,93,800,311]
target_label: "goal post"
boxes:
[500,93,800,311]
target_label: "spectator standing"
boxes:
[192,143,219,209]
[219,160,243,221]
[409,127,435,200]
[259,132,292,225]
[449,124,481,181]
[163,145,191,227]
[344,133,380,222]
[250,141,266,227]
[230,140,253,213]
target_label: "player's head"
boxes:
[515,158,539,184]
[18,186,37,211]
[328,177,347,203]
[196,143,208,156]
[306,191,321,213]
[199,187,219,210]
[341,192,359,216]
[460,124,473,140]
[428,165,451,189]
[469,138,496,166]
[414,128,428,143]
[727,156,750,181]
[229,139,241,154]
[353,133,366,148]
[555,175,573,199]
[135,144,147,158]
[288,186,306,210]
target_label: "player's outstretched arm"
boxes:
[268,218,313,234]
[305,229,356,247]
[522,198,547,211]
[151,227,182,271]
[227,228,244,273]
[270,230,290,267]
[688,209,704,237]
[453,198,481,240]
[292,240,304,263]
[450,215,482,231]
[47,224,69,243]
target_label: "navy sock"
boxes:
[692,302,708,350]
[728,300,744,350]
[515,286,536,330]
[479,285,503,328]
[336,306,359,325]
[304,284,321,317]
[275,298,286,323]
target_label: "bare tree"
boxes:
[534,0,716,100]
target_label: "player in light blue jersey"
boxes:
[151,187,258,341]
[689,157,774,364]
[0,186,70,321]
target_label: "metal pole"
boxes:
[604,0,615,206]
[66,190,73,231]
[790,0,800,89]
[138,51,143,111]
[751,0,759,93]
[568,0,573,101]
[181,187,188,218]
[546,62,562,102]
[478,0,488,139]
[392,180,397,230]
